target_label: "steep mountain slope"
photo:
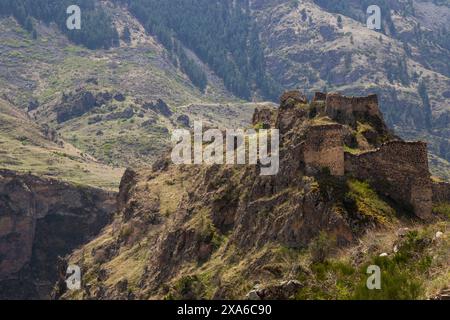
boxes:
[58,92,449,300]
[0,8,262,170]
[112,0,280,100]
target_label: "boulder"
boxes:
[177,114,190,127]
[114,93,126,102]
[143,99,172,117]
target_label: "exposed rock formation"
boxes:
[0,170,116,299]
[143,99,172,117]
[176,114,190,128]
[252,107,277,128]
[55,90,118,123]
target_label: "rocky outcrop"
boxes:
[28,99,39,112]
[56,91,98,123]
[104,106,135,121]
[176,114,190,127]
[252,107,277,128]
[313,92,327,102]
[246,280,302,300]
[117,168,137,213]
[431,288,450,300]
[143,99,172,117]
[55,89,134,124]
[0,170,116,299]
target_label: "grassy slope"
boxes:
[0,98,123,190]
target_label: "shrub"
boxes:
[433,203,450,219]
[172,275,205,300]
[309,231,336,264]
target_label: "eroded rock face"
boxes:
[143,99,172,117]
[0,170,116,299]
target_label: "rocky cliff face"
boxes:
[59,91,448,300]
[0,170,116,299]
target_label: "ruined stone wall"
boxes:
[304,124,344,176]
[345,141,432,219]
[432,181,450,203]
[325,93,388,134]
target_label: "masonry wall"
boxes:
[326,93,380,117]
[304,124,344,176]
[345,141,432,219]
[432,181,450,203]
[325,93,388,134]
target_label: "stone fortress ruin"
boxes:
[253,91,450,219]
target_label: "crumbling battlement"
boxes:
[303,124,344,176]
[326,92,380,117]
[432,181,450,204]
[323,92,388,134]
[345,141,432,219]
[312,92,327,102]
